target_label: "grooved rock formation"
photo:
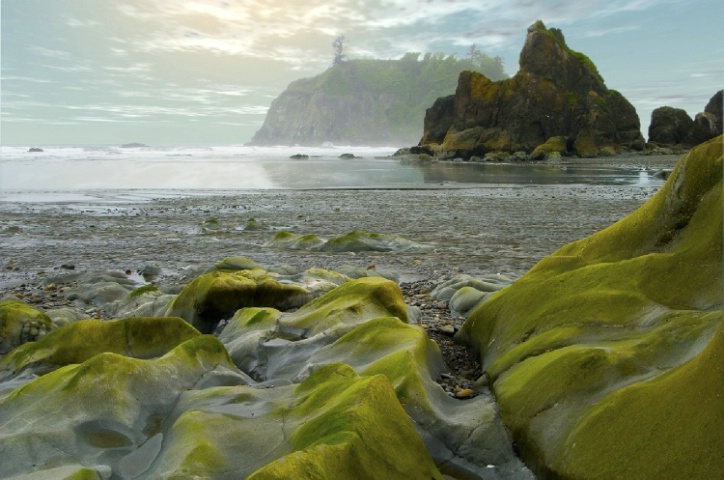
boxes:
[417,21,646,159]
[648,90,723,148]
[457,136,723,479]
[0,274,534,479]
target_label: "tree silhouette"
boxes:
[332,35,347,65]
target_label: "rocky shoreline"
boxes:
[1,178,670,398]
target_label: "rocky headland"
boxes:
[1,138,721,479]
[249,53,507,147]
[414,20,646,161]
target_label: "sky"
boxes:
[1,0,722,146]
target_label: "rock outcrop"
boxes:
[648,90,723,148]
[249,54,507,147]
[457,135,723,479]
[417,21,646,159]
[0,275,534,479]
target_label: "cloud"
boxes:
[63,16,102,28]
[106,0,677,69]
[1,75,54,84]
[583,25,640,37]
[61,101,268,121]
[29,47,73,60]
[104,63,153,73]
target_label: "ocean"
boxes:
[0,144,663,200]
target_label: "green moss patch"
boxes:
[556,322,724,479]
[457,136,723,477]
[265,231,326,250]
[248,363,443,480]
[165,269,311,333]
[279,277,408,337]
[0,316,200,379]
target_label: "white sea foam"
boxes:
[0,144,401,192]
[0,144,663,199]
[0,144,398,162]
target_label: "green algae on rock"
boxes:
[0,300,54,354]
[265,231,326,250]
[217,277,531,478]
[457,135,723,479]
[164,268,313,333]
[319,229,431,253]
[0,273,533,479]
[0,335,249,478]
[265,229,431,253]
[0,316,200,381]
[417,20,645,159]
[248,364,444,480]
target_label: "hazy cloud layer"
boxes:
[2,0,721,144]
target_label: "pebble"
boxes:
[438,325,455,335]
[455,388,477,399]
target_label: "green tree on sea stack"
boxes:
[332,35,347,65]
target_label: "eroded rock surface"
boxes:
[0,275,533,479]
[457,136,723,479]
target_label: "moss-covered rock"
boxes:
[266,229,431,253]
[216,277,532,478]
[318,229,431,253]
[0,300,54,355]
[249,364,444,479]
[279,277,408,337]
[457,136,723,478]
[419,21,645,158]
[0,272,534,479]
[0,316,200,381]
[112,284,174,319]
[213,256,262,271]
[164,269,312,333]
[0,326,445,479]
[530,135,569,160]
[0,335,249,479]
[265,231,326,250]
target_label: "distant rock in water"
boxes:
[289,153,309,160]
[648,90,723,148]
[416,20,645,159]
[249,53,508,147]
[120,142,148,148]
[27,147,44,152]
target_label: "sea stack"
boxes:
[417,20,646,159]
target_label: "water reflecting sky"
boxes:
[0,146,664,192]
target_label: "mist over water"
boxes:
[0,144,662,196]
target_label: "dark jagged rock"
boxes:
[27,147,44,153]
[418,21,646,159]
[704,90,723,129]
[120,142,148,148]
[648,90,723,148]
[648,106,694,146]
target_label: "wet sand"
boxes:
[0,182,666,290]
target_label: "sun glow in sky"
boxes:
[1,0,722,145]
